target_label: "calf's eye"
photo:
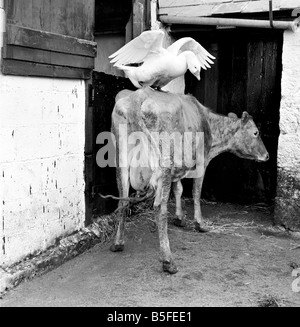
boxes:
[254,131,259,137]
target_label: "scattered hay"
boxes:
[200,199,218,205]
[120,196,265,236]
[193,220,263,234]
[90,213,118,242]
[99,194,275,240]
[130,196,156,221]
[113,194,267,236]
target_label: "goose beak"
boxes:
[194,71,201,81]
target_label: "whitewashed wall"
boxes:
[275,29,300,230]
[278,31,300,170]
[0,9,86,267]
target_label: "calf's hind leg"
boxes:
[156,173,178,274]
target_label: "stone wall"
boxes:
[275,29,300,230]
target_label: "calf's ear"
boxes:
[241,111,250,124]
[228,112,238,119]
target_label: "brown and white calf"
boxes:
[110,87,269,274]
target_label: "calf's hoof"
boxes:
[173,218,186,228]
[110,244,124,252]
[194,222,209,233]
[162,261,178,274]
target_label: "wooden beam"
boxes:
[2,59,92,79]
[6,24,97,57]
[3,45,95,69]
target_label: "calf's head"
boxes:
[231,112,269,162]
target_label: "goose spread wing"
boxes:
[167,37,215,70]
[109,30,165,66]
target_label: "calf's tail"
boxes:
[98,187,155,204]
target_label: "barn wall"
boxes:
[0,11,86,267]
[275,30,300,230]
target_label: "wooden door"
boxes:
[183,28,283,204]
[2,0,96,79]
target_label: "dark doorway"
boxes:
[85,28,283,224]
[181,28,283,205]
[85,0,134,225]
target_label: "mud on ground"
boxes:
[1,201,300,307]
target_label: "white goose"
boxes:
[109,29,215,90]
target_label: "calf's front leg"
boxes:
[193,176,209,232]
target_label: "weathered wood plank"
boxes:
[84,0,96,40]
[246,39,264,113]
[6,24,97,57]
[214,2,248,14]
[3,45,95,69]
[159,5,216,17]
[3,0,96,79]
[48,0,94,40]
[40,0,51,31]
[32,0,42,30]
[217,36,234,115]
[159,0,214,8]
[5,0,95,40]
[4,0,14,19]
[258,38,282,201]
[263,39,282,109]
[1,59,92,79]
[6,0,33,27]
[203,42,219,110]
[159,0,297,11]
[230,38,247,116]
[240,0,277,13]
[158,0,297,17]
[133,0,147,38]
[49,0,69,37]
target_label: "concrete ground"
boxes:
[1,201,300,307]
